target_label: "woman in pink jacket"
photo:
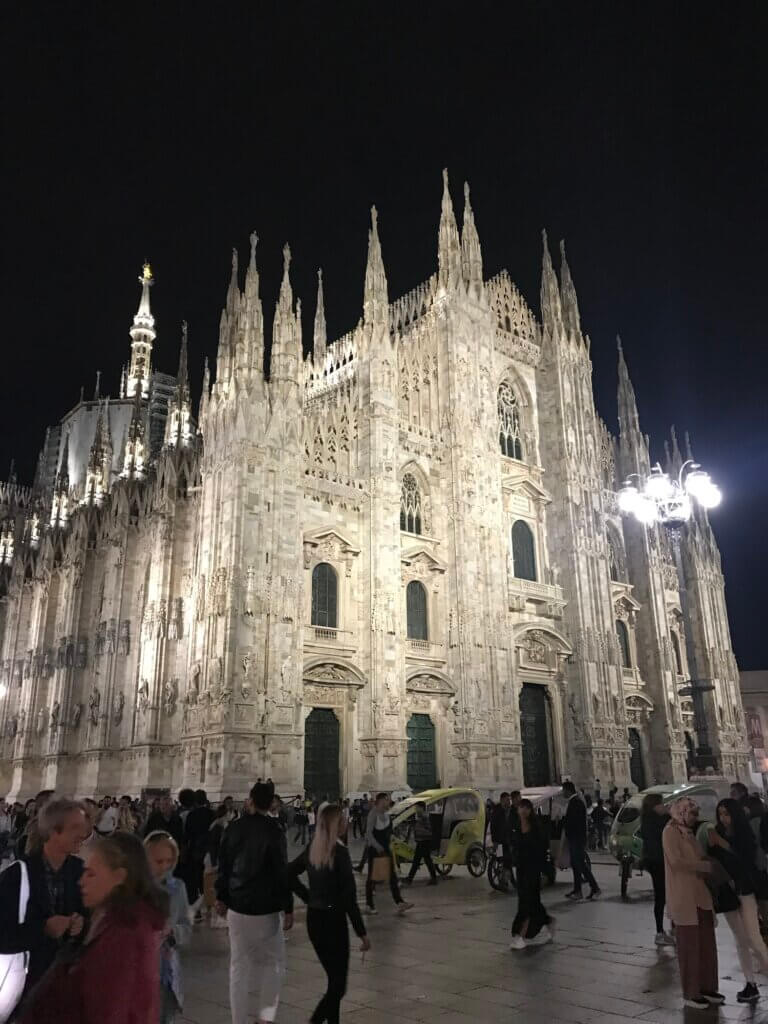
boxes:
[662,797,722,1010]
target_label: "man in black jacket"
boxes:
[184,788,214,915]
[216,781,293,1024]
[562,780,600,900]
[0,797,87,1013]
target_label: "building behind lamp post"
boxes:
[0,174,751,800]
[739,671,768,792]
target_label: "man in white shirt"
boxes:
[96,799,118,836]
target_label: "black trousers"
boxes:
[570,843,598,894]
[365,850,403,908]
[307,908,349,1024]
[407,840,437,881]
[647,861,666,933]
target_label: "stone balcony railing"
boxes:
[302,626,357,656]
[508,577,566,619]
[405,639,446,662]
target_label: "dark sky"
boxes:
[1,3,766,667]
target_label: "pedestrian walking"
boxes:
[287,804,370,1024]
[364,793,413,915]
[706,798,768,1003]
[403,802,437,885]
[663,797,723,1010]
[184,790,214,919]
[215,781,293,1024]
[19,831,169,1024]
[144,831,192,1023]
[638,793,674,946]
[509,799,552,949]
[143,796,185,849]
[561,781,600,901]
[294,804,308,845]
[490,792,517,888]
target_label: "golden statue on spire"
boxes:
[141,262,153,284]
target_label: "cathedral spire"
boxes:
[617,335,646,452]
[270,244,301,387]
[165,322,193,448]
[437,169,461,290]
[313,268,327,363]
[127,263,156,398]
[540,230,562,333]
[93,370,101,402]
[363,206,388,326]
[83,400,112,505]
[198,357,210,425]
[245,231,259,300]
[122,386,147,478]
[559,239,582,337]
[50,431,70,527]
[226,247,240,315]
[461,181,483,297]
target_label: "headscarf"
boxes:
[669,797,697,830]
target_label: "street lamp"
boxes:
[618,459,722,774]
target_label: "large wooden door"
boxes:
[407,714,437,792]
[628,727,646,790]
[304,708,340,800]
[519,684,552,787]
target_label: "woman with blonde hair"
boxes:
[663,797,722,1010]
[144,831,192,1022]
[286,803,369,1024]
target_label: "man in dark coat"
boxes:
[562,780,600,900]
[0,797,87,1010]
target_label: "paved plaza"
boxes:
[180,846,768,1024]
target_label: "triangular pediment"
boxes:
[501,470,551,503]
[303,527,360,556]
[401,546,447,573]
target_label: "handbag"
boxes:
[0,859,30,1023]
[370,854,391,882]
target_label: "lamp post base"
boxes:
[693,750,719,774]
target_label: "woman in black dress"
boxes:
[287,804,370,1023]
[509,798,552,949]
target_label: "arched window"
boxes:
[511,520,537,582]
[498,382,523,460]
[671,631,683,675]
[616,619,631,668]
[400,473,422,535]
[406,580,428,640]
[311,563,338,628]
[607,530,625,582]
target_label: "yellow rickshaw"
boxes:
[390,787,487,877]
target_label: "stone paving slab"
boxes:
[181,853,768,1024]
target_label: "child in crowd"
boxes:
[144,830,192,1023]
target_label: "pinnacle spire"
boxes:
[128,262,156,398]
[314,268,327,362]
[559,239,581,336]
[226,247,240,313]
[438,169,461,289]
[461,181,483,296]
[363,206,388,326]
[177,321,190,404]
[50,431,71,527]
[245,231,260,299]
[617,335,641,440]
[540,229,562,331]
[198,357,210,424]
[278,243,293,313]
[57,432,70,490]
[93,370,101,402]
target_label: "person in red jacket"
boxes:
[19,831,169,1024]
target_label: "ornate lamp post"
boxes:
[618,460,722,773]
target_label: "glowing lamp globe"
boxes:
[645,469,673,501]
[634,496,659,525]
[684,469,711,501]
[618,484,639,514]
[699,484,722,509]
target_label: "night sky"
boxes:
[2,3,766,667]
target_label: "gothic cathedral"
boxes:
[0,172,750,799]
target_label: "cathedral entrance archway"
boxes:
[406,714,437,792]
[520,684,553,787]
[628,727,646,791]
[304,708,340,800]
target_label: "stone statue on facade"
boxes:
[88,688,100,726]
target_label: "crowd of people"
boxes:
[5,777,768,1018]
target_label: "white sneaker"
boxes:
[509,934,526,950]
[526,926,553,946]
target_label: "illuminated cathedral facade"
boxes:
[0,173,750,799]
